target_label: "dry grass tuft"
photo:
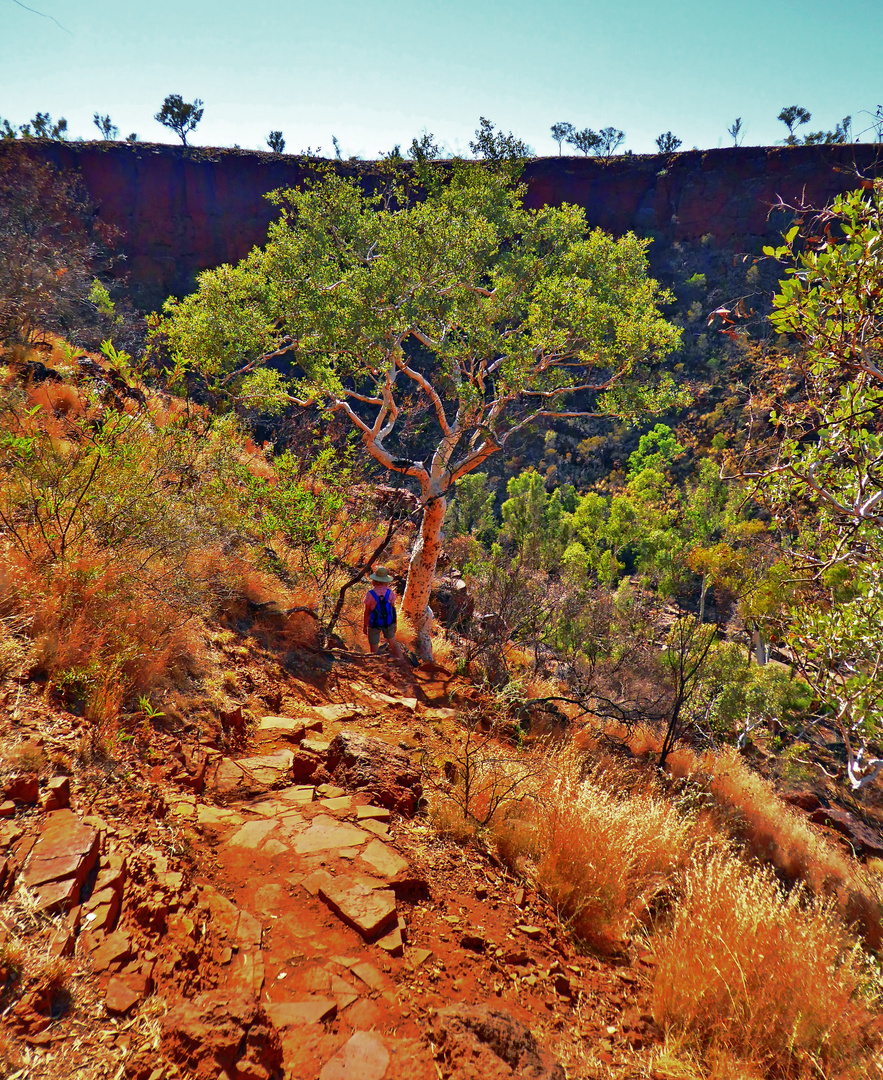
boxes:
[680,747,883,950]
[0,550,202,724]
[652,848,879,1078]
[494,747,716,951]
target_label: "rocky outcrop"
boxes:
[160,992,283,1080]
[1,140,880,309]
[326,732,423,815]
[428,1004,566,1080]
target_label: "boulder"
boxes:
[4,774,39,805]
[41,776,70,812]
[428,1005,565,1080]
[810,807,883,858]
[326,732,423,815]
[161,993,282,1080]
[782,791,822,812]
[22,813,98,911]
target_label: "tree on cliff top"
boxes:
[156,164,681,658]
[777,105,811,145]
[155,94,204,146]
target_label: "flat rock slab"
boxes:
[310,704,359,724]
[227,819,278,850]
[302,869,335,896]
[259,716,306,741]
[197,805,244,827]
[356,839,408,880]
[320,796,353,812]
[248,798,303,819]
[371,693,419,713]
[319,876,398,939]
[268,998,337,1028]
[32,876,79,914]
[360,820,389,840]
[319,1030,390,1080]
[355,806,391,821]
[210,751,294,792]
[293,816,369,855]
[264,837,289,857]
[279,785,315,804]
[350,961,387,990]
[301,738,331,755]
[105,976,143,1014]
[23,816,98,892]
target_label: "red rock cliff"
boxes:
[2,140,880,308]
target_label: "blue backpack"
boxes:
[368,588,396,629]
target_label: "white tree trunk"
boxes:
[753,629,768,666]
[402,490,447,661]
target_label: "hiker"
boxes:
[363,567,405,659]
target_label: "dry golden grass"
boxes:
[652,848,879,1078]
[493,746,717,951]
[577,718,883,950]
[0,551,202,721]
[668,746,883,950]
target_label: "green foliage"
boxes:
[628,423,684,476]
[154,94,204,146]
[0,154,106,346]
[267,131,285,154]
[407,132,442,162]
[687,641,812,742]
[746,179,883,784]
[156,163,680,486]
[596,127,626,161]
[0,371,239,576]
[445,472,496,541]
[469,117,531,161]
[500,468,571,569]
[89,279,116,317]
[18,112,68,140]
[778,105,811,144]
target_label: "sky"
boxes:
[2,0,882,157]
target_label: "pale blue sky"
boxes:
[2,0,881,156]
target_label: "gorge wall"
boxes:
[3,140,882,308]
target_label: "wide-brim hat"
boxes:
[369,566,393,583]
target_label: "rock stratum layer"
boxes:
[2,140,881,307]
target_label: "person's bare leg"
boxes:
[388,637,405,661]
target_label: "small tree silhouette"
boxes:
[727,117,743,146]
[595,127,625,163]
[550,121,574,155]
[154,94,204,146]
[777,105,810,145]
[655,131,682,153]
[566,127,600,156]
[267,130,285,153]
[93,114,119,141]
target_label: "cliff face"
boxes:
[2,140,880,308]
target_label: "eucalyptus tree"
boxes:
[157,162,680,658]
[738,178,883,786]
[550,121,574,155]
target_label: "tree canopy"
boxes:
[157,162,681,655]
